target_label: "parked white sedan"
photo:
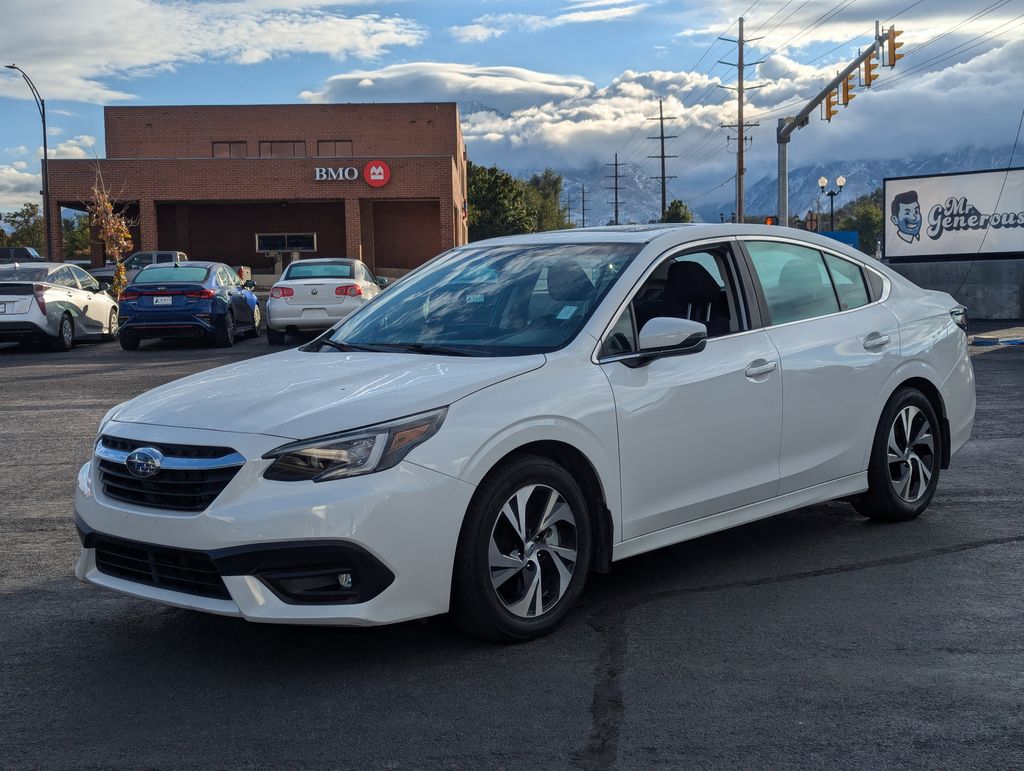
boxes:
[265,258,386,345]
[0,262,119,351]
[74,225,974,640]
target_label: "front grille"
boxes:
[97,437,244,512]
[94,536,230,600]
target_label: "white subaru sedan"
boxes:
[74,225,975,641]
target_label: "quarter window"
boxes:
[259,141,306,158]
[70,265,100,291]
[823,253,870,311]
[52,266,78,288]
[746,241,840,324]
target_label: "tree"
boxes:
[467,162,535,241]
[836,189,884,253]
[2,203,46,254]
[62,214,91,261]
[88,174,135,297]
[525,169,572,231]
[661,199,694,224]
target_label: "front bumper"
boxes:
[74,423,476,625]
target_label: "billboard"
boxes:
[883,167,1024,261]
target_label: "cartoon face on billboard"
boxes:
[890,190,922,243]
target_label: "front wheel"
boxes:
[451,454,591,642]
[854,387,942,522]
[214,312,235,348]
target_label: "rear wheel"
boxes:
[451,454,591,642]
[214,312,235,348]
[119,333,140,351]
[267,327,286,346]
[854,387,942,522]
[49,314,74,352]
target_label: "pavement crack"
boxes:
[574,614,627,769]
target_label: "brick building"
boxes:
[46,103,469,275]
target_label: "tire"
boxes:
[267,327,286,346]
[214,312,235,348]
[451,454,592,642]
[49,314,74,352]
[104,308,119,341]
[854,387,942,522]
[249,304,263,338]
[119,333,140,351]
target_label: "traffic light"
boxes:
[824,89,839,121]
[842,72,857,106]
[887,27,904,67]
[863,52,879,87]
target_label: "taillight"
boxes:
[271,286,294,299]
[185,289,216,299]
[335,284,362,297]
[32,284,46,314]
[950,306,968,334]
[119,290,140,301]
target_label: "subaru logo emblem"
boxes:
[125,447,163,478]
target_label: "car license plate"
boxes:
[153,296,172,306]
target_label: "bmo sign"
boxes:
[315,159,391,187]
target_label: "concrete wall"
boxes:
[887,258,1024,320]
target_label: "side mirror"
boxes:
[615,317,706,367]
[376,277,389,288]
[98,281,111,293]
[243,279,257,290]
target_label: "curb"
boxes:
[972,336,1024,346]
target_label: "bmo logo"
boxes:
[364,159,390,187]
[313,159,391,187]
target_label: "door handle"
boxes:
[745,360,778,378]
[863,334,890,350]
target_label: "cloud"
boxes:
[0,164,41,208]
[450,3,650,43]
[12,162,27,170]
[0,0,427,103]
[4,146,29,157]
[46,135,98,159]
[301,63,594,114]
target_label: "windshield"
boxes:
[327,242,640,356]
[285,261,354,280]
[134,266,210,284]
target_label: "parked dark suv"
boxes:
[0,247,45,264]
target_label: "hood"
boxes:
[110,348,545,439]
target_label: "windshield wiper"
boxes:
[368,342,481,357]
[316,339,389,353]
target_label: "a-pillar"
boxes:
[138,199,158,251]
[344,200,363,261]
[46,197,63,261]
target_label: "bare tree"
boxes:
[87,169,135,297]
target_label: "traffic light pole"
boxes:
[777,24,887,226]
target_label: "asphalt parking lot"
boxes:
[1,328,1023,769]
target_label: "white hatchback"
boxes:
[265,258,385,345]
[74,225,975,640]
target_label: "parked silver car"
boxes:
[0,263,119,351]
[88,251,188,285]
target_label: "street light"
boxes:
[5,63,52,260]
[818,174,846,231]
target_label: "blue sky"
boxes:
[2,0,1023,210]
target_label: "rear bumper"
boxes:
[266,298,360,331]
[119,315,216,338]
[0,320,48,341]
[941,344,976,460]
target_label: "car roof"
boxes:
[140,260,217,268]
[285,258,359,264]
[0,262,68,270]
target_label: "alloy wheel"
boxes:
[61,317,73,347]
[488,484,578,618]
[887,405,936,502]
[109,309,118,335]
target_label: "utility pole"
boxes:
[648,99,677,220]
[580,185,587,228]
[605,153,622,225]
[563,192,573,227]
[718,17,763,223]
[777,23,895,224]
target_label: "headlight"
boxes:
[262,408,447,482]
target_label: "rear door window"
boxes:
[746,241,840,325]
[823,253,870,310]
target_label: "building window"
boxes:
[259,141,306,158]
[256,233,317,252]
[213,141,246,158]
[317,140,353,158]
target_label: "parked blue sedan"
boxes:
[117,261,262,350]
